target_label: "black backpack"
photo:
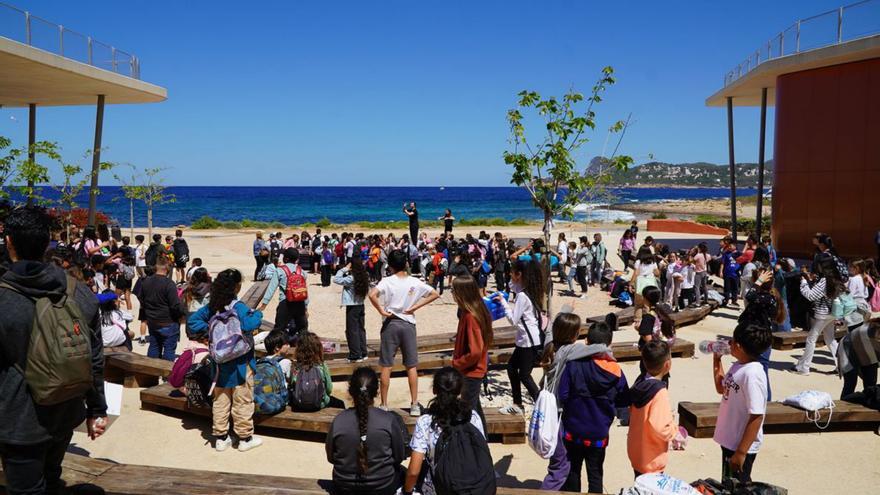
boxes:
[173,239,190,264]
[432,419,496,495]
[184,356,216,407]
[145,243,160,267]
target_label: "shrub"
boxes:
[240,219,270,229]
[650,212,668,219]
[315,217,332,228]
[509,218,528,226]
[191,215,222,229]
[613,218,629,224]
[48,208,111,229]
[269,221,287,229]
[221,221,242,230]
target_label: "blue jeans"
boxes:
[148,323,180,361]
[759,348,772,401]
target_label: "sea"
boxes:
[20,186,757,227]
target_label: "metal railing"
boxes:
[723,0,880,87]
[0,1,140,79]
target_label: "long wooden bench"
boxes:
[771,326,847,350]
[0,452,564,494]
[140,383,526,444]
[104,351,173,388]
[241,279,270,308]
[678,400,880,438]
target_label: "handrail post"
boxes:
[780,32,784,56]
[837,6,843,43]
[87,36,92,65]
[111,46,117,72]
[59,25,63,56]
[796,20,801,52]
[24,11,30,45]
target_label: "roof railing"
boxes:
[723,0,880,87]
[0,1,140,79]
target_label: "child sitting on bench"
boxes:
[263,330,292,381]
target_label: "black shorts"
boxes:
[174,260,186,269]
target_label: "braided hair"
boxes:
[426,367,471,430]
[348,366,379,475]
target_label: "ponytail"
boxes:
[426,367,469,430]
[348,367,379,475]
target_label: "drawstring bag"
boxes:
[527,389,559,459]
[782,390,834,429]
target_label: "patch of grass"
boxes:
[190,216,222,229]
[315,217,332,228]
[269,221,287,229]
[221,221,242,230]
[240,219,270,229]
[650,212,668,219]
[613,218,629,224]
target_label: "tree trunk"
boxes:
[129,199,134,240]
[147,206,153,239]
[543,210,553,317]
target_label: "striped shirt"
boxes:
[800,278,831,316]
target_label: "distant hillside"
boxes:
[589,158,774,188]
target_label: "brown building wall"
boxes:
[773,57,880,260]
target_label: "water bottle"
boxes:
[698,339,731,355]
[483,291,509,321]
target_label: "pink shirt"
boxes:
[620,238,635,251]
[693,253,708,273]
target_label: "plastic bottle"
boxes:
[483,291,509,321]
[698,339,731,355]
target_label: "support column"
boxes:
[87,95,105,227]
[726,96,737,241]
[756,87,767,240]
[27,103,35,206]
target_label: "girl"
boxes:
[451,275,494,430]
[693,242,711,306]
[631,247,660,329]
[663,252,682,308]
[439,208,455,234]
[848,260,870,310]
[326,367,407,495]
[497,259,546,415]
[678,254,696,309]
[740,269,786,399]
[403,367,487,495]
[638,286,675,383]
[619,230,635,272]
[116,255,136,311]
[187,269,264,452]
[334,256,370,363]
[184,267,212,320]
[99,290,134,350]
[290,332,345,410]
[791,257,844,375]
[574,236,592,297]
[318,240,334,287]
[565,241,578,296]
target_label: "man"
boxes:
[0,206,107,493]
[591,233,607,286]
[137,257,186,361]
[368,250,439,415]
[171,229,190,283]
[259,248,309,338]
[403,202,419,244]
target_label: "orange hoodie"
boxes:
[627,383,676,474]
[452,312,487,379]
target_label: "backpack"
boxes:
[253,357,289,415]
[432,419,496,495]
[169,348,208,388]
[122,264,136,281]
[290,365,325,412]
[173,238,190,264]
[871,281,880,312]
[208,301,252,363]
[281,265,308,302]
[322,249,334,265]
[334,242,344,258]
[0,275,93,406]
[72,241,91,267]
[144,243,160,267]
[527,389,559,459]
[184,356,217,407]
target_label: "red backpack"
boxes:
[281,265,308,302]
[334,242,344,258]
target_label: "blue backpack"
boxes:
[253,357,288,415]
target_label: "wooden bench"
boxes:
[241,279,270,308]
[140,383,526,444]
[0,452,565,494]
[771,326,847,350]
[678,400,880,438]
[104,352,173,388]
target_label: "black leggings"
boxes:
[841,363,879,398]
[575,266,589,292]
[462,376,486,433]
[507,346,540,406]
[254,255,266,281]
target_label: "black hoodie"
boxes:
[0,261,107,445]
[629,373,668,408]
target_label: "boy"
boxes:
[712,323,771,483]
[629,220,639,241]
[134,234,147,278]
[368,250,439,415]
[628,341,675,477]
[172,229,190,283]
[719,236,742,308]
[558,322,630,493]
[186,257,204,281]
[263,330,292,380]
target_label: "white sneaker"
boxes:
[238,436,263,452]
[379,404,389,412]
[410,403,421,417]
[498,404,523,415]
[214,436,232,452]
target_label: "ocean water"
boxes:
[21,186,755,227]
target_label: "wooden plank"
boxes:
[240,280,270,309]
[140,383,525,443]
[104,352,173,388]
[678,400,880,438]
[771,326,847,350]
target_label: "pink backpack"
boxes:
[870,281,880,312]
[169,348,208,388]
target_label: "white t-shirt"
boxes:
[557,240,568,264]
[501,291,543,348]
[713,361,767,454]
[101,309,133,347]
[135,243,147,267]
[345,240,355,258]
[374,274,434,324]
[848,275,868,300]
[680,264,696,289]
[410,411,485,495]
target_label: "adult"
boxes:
[137,257,186,361]
[326,367,407,495]
[403,202,419,245]
[259,248,309,338]
[0,206,107,493]
[368,250,439,414]
[252,231,268,281]
[590,233,607,286]
[439,209,455,234]
[618,230,635,272]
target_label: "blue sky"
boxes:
[0,1,850,186]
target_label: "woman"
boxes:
[791,257,844,375]
[618,229,635,272]
[574,236,592,297]
[692,242,711,306]
[326,367,407,495]
[497,259,546,415]
[451,275,494,430]
[187,269,264,452]
[439,209,455,234]
[631,247,660,329]
[334,257,371,363]
[403,367,488,495]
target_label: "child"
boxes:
[559,321,630,493]
[678,254,696,309]
[186,257,204,281]
[451,275,494,431]
[663,252,682,308]
[712,322,771,483]
[719,237,742,308]
[333,257,370,363]
[169,328,211,395]
[98,291,134,350]
[290,332,345,410]
[628,341,675,477]
[134,234,147,278]
[264,330,293,380]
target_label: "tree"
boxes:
[503,67,633,313]
[0,137,62,204]
[115,166,175,238]
[53,152,114,238]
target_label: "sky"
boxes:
[0,0,855,186]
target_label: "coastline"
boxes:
[613,197,768,219]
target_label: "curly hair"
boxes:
[294,332,324,368]
[350,256,370,299]
[426,367,471,430]
[512,258,547,313]
[208,269,242,314]
[348,366,379,475]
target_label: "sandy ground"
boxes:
[73,223,879,494]
[615,198,766,219]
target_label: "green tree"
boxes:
[115,166,175,238]
[0,138,62,204]
[503,67,633,312]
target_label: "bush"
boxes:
[509,218,528,226]
[221,221,242,230]
[48,208,111,229]
[191,216,222,229]
[693,215,771,236]
[650,212,668,219]
[269,221,287,229]
[240,219,270,229]
[315,217,332,228]
[613,218,629,224]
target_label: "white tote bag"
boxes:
[527,390,560,459]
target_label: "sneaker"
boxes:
[498,404,523,415]
[137,337,147,346]
[214,436,232,452]
[410,403,421,417]
[787,366,810,376]
[238,436,263,452]
[379,404,389,412]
